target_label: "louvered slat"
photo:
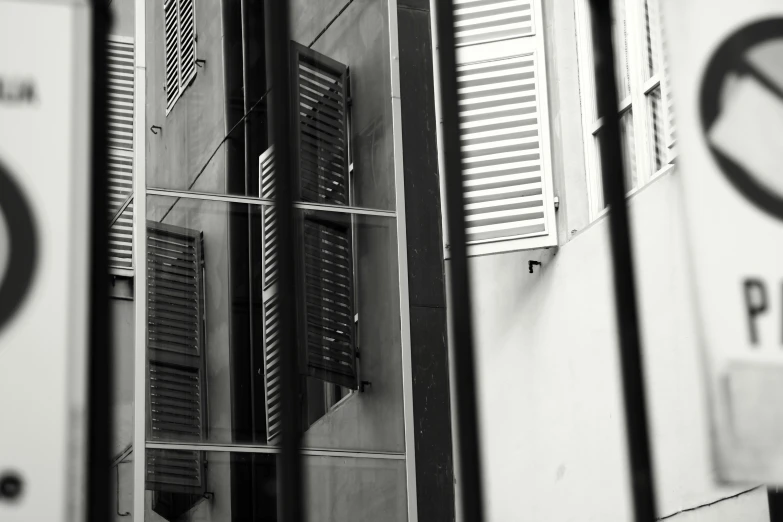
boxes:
[149,362,202,439]
[293,43,350,206]
[259,147,278,287]
[302,217,357,387]
[453,0,534,47]
[147,229,201,359]
[147,449,203,489]
[107,39,134,150]
[107,147,134,271]
[264,293,282,441]
[458,53,550,242]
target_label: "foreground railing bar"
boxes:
[589,1,658,521]
[434,1,486,521]
[268,1,304,521]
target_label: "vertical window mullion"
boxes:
[575,0,604,219]
[625,0,650,190]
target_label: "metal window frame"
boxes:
[576,0,674,221]
[133,3,419,521]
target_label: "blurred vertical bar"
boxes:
[266,0,303,521]
[433,1,485,521]
[589,1,657,521]
[87,1,111,520]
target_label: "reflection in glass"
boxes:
[647,86,667,174]
[144,197,404,452]
[143,450,407,522]
[611,0,631,100]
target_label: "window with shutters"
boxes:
[259,43,359,442]
[575,0,677,221]
[164,0,197,114]
[107,36,135,276]
[145,221,207,511]
[436,0,558,257]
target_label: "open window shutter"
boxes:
[448,0,557,256]
[164,0,180,110]
[291,42,350,205]
[146,221,206,496]
[660,26,676,164]
[258,146,283,441]
[107,37,135,273]
[178,0,197,90]
[165,0,197,113]
[300,214,357,388]
[290,44,359,390]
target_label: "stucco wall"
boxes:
[459,170,769,521]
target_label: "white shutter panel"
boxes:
[164,0,197,113]
[107,38,134,149]
[446,0,557,256]
[107,149,134,271]
[164,0,180,111]
[107,36,135,273]
[454,0,535,46]
[178,0,197,91]
[259,146,282,442]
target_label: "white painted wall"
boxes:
[456,170,770,521]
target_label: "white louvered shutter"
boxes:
[259,146,282,442]
[448,0,557,256]
[107,36,135,273]
[164,0,197,113]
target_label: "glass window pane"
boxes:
[142,450,408,521]
[147,0,397,212]
[620,109,636,191]
[144,196,404,452]
[642,0,662,80]
[595,110,636,206]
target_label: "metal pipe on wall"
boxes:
[588,1,657,520]
[432,1,486,521]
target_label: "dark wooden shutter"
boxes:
[290,44,358,390]
[145,221,206,496]
[291,42,350,206]
[300,213,357,388]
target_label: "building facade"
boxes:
[106,0,774,521]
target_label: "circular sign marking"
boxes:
[701,18,783,221]
[0,161,37,333]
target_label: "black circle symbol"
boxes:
[0,472,23,501]
[701,18,783,221]
[0,160,37,333]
